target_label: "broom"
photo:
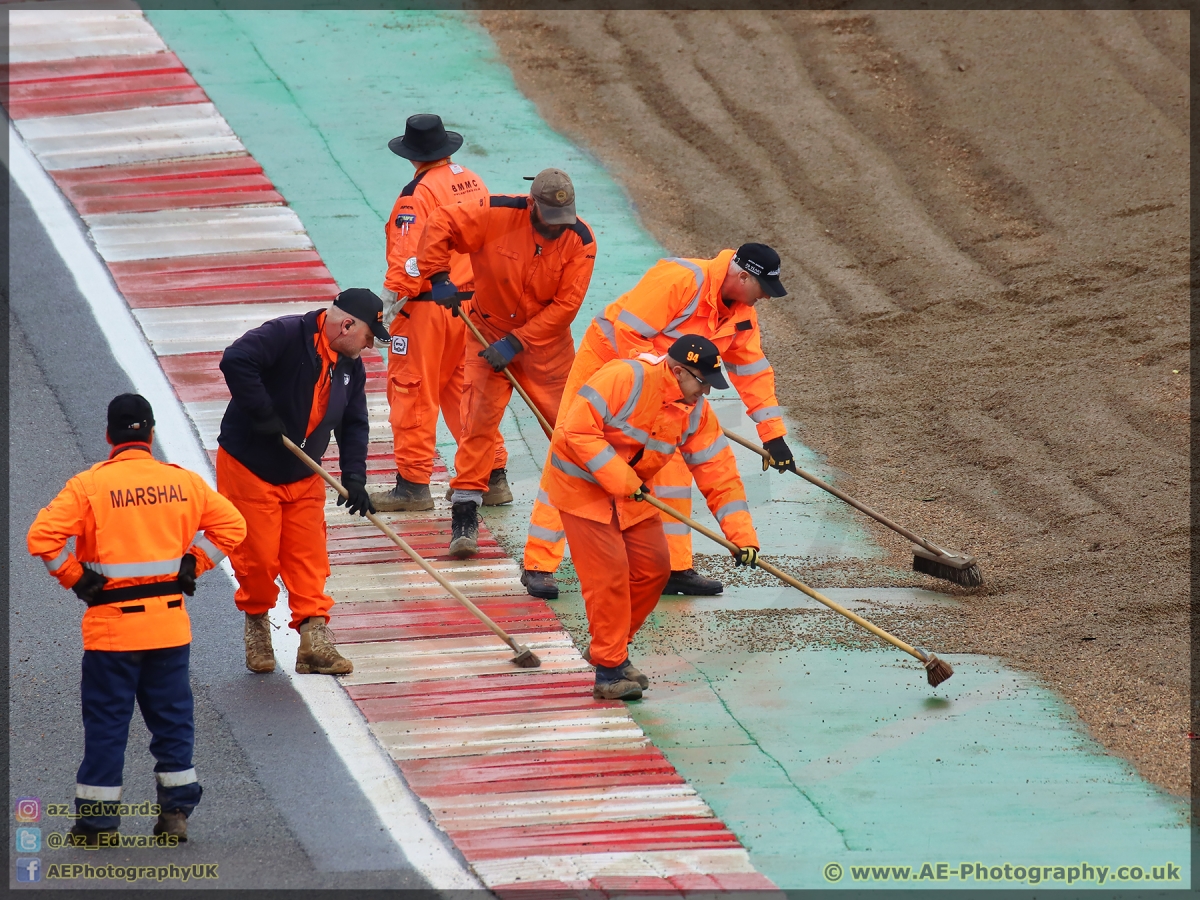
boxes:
[722,429,983,588]
[282,436,540,668]
[639,492,954,687]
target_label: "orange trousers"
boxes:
[560,507,670,668]
[451,333,573,495]
[524,335,697,572]
[387,301,506,484]
[216,448,333,630]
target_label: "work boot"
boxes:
[449,501,479,558]
[68,823,118,848]
[153,810,188,843]
[372,474,434,512]
[244,612,276,673]
[295,617,354,675]
[521,568,559,600]
[593,662,643,701]
[582,645,649,689]
[662,568,723,596]
[482,468,513,506]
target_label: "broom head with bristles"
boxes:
[512,646,541,668]
[912,544,983,588]
[922,652,954,687]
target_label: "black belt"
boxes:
[89,579,185,608]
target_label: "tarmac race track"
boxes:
[7,7,1192,893]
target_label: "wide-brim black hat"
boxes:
[388,113,463,162]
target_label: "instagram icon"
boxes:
[14,798,40,823]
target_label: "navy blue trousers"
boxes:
[76,644,202,830]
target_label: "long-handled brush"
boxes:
[639,492,953,687]
[282,436,540,668]
[722,429,982,588]
[459,308,555,438]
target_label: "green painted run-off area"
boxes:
[147,9,1189,890]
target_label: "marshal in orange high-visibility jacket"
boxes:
[522,242,792,602]
[545,336,759,702]
[374,114,508,512]
[417,166,596,560]
[27,394,246,845]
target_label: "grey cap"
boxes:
[528,167,576,225]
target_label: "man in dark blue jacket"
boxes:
[217,289,387,675]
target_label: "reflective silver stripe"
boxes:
[653,485,692,499]
[551,453,599,484]
[716,500,751,521]
[661,258,706,338]
[614,359,644,423]
[646,438,675,454]
[663,522,691,536]
[527,524,566,542]
[76,783,122,801]
[679,401,705,446]
[43,548,70,574]
[728,358,770,377]
[682,435,730,466]
[155,768,197,788]
[592,315,617,349]
[536,489,553,506]
[85,557,182,578]
[616,309,659,339]
[192,533,225,565]
[585,445,617,473]
[749,405,785,423]
[578,385,611,420]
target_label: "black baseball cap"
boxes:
[333,288,390,342]
[108,393,155,444]
[733,243,787,298]
[667,334,729,390]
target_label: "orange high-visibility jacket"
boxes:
[383,160,488,298]
[587,249,786,442]
[545,355,758,547]
[27,445,247,652]
[417,194,596,348]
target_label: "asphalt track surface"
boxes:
[7,178,447,891]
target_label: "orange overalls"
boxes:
[383,159,505,483]
[417,194,596,496]
[526,250,785,573]
[546,355,758,668]
[217,311,342,629]
[27,444,247,652]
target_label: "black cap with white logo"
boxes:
[667,334,730,390]
[108,393,155,445]
[732,242,787,298]
[333,288,390,342]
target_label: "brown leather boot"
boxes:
[153,810,188,842]
[295,617,353,675]
[244,612,276,673]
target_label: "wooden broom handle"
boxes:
[459,310,554,439]
[638,491,926,662]
[721,428,955,560]
[280,435,524,653]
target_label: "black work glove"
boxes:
[480,334,523,372]
[252,413,287,442]
[631,483,651,501]
[71,568,108,605]
[762,436,797,474]
[733,547,759,567]
[338,474,375,518]
[178,553,197,597]
[429,272,460,312]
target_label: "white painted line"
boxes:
[15,104,244,170]
[89,206,314,262]
[10,8,165,63]
[9,122,482,891]
[475,848,759,885]
[132,301,318,355]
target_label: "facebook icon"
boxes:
[15,858,41,883]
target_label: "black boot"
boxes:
[521,569,559,600]
[449,501,479,558]
[662,568,723,596]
